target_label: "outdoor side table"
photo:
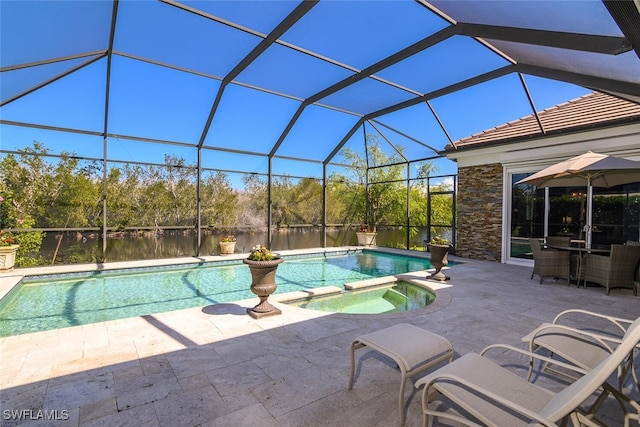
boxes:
[348,323,454,425]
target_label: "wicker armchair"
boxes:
[529,238,571,285]
[584,244,640,295]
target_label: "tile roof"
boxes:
[446,92,640,151]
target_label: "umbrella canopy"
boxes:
[517,151,640,249]
[517,151,640,188]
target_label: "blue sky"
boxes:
[0,0,592,181]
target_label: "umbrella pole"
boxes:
[586,177,593,250]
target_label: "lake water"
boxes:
[38,227,433,264]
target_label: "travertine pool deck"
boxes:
[1,248,639,426]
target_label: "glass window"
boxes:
[548,187,587,242]
[509,172,545,259]
[592,183,640,246]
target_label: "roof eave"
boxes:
[444,116,640,153]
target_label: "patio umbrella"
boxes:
[517,151,640,249]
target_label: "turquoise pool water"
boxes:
[0,251,442,336]
[286,281,436,314]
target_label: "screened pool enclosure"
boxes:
[2,1,639,266]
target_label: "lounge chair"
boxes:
[415,316,640,427]
[522,309,638,391]
[529,238,571,285]
[584,244,640,295]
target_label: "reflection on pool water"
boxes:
[0,250,448,336]
[286,281,436,314]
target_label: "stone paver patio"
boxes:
[1,248,639,426]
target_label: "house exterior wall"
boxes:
[456,163,503,261]
[447,122,640,265]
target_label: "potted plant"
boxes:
[243,245,284,318]
[219,235,236,255]
[0,230,19,272]
[355,224,377,246]
[427,235,451,282]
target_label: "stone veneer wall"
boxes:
[456,163,503,261]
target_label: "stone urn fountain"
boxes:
[427,244,450,282]
[243,257,284,318]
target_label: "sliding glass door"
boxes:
[507,173,639,261]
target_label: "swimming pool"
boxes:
[0,250,442,336]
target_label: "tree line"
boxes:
[0,136,453,266]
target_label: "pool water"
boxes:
[286,281,436,314]
[0,251,441,336]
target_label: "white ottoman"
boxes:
[348,323,454,425]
